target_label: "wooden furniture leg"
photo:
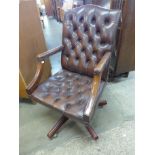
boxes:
[47,115,69,139]
[98,100,107,108]
[85,125,99,140]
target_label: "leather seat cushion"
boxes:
[31,70,104,121]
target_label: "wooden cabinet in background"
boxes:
[111,0,135,76]
[19,0,51,99]
[19,71,28,98]
[44,0,53,16]
[87,0,135,78]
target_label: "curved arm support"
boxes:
[37,45,64,61]
[83,52,111,122]
[26,61,44,95]
[26,45,63,95]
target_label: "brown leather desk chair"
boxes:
[26,4,121,140]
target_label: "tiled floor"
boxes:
[19,16,135,155]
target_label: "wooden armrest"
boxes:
[26,45,63,95]
[94,52,111,75]
[83,52,111,122]
[37,45,64,61]
[26,61,44,95]
[83,74,100,122]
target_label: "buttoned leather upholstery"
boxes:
[32,70,104,122]
[61,5,121,78]
[31,5,121,123]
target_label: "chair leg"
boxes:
[47,115,68,139]
[85,125,99,140]
[98,100,107,108]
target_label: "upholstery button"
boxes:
[66,82,72,87]
[92,50,96,54]
[100,39,106,45]
[72,45,75,50]
[65,103,71,110]
[58,78,64,82]
[81,48,85,54]
[85,80,90,84]
[75,55,79,60]
[54,97,60,102]
[91,16,96,24]
[69,15,73,21]
[79,98,85,105]
[78,89,82,94]
[68,34,72,40]
[42,92,49,98]
[96,28,100,35]
[76,77,80,81]
[76,83,80,88]
[56,83,61,86]
[84,25,88,33]
[86,57,90,63]
[66,73,72,78]
[104,16,111,25]
[67,87,71,91]
[78,38,81,42]
[66,91,72,97]
[79,16,84,23]
[88,38,93,43]
[55,88,60,94]
[56,76,62,80]
[73,26,77,31]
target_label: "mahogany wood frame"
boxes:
[26,45,110,140]
[83,52,111,123]
[47,115,69,139]
[26,45,63,95]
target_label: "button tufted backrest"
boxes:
[61,4,121,78]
